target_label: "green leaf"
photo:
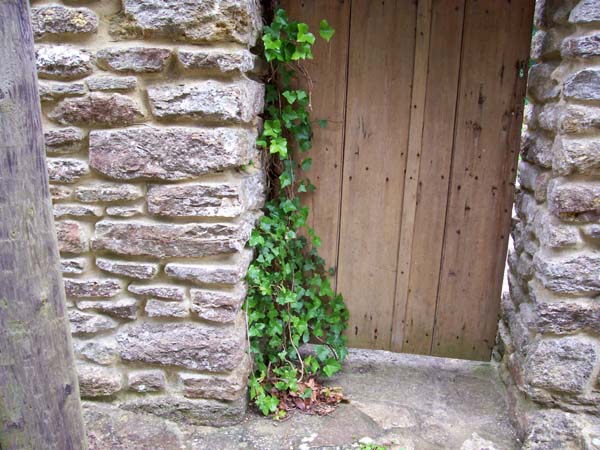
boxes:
[322,359,342,377]
[319,19,335,42]
[297,23,316,45]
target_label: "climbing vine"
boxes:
[245,8,349,417]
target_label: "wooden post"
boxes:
[0,1,88,449]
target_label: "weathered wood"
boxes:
[431,0,533,359]
[0,2,88,449]
[336,0,417,349]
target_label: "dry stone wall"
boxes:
[33,0,263,426]
[499,0,600,447]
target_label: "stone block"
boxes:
[553,136,600,176]
[564,69,600,101]
[548,178,600,222]
[50,185,73,201]
[47,158,88,183]
[569,0,600,24]
[69,309,119,335]
[524,337,598,394]
[86,76,137,92]
[105,205,143,218]
[116,318,247,372]
[56,220,88,254]
[31,5,98,39]
[562,33,600,59]
[535,0,578,28]
[190,284,247,323]
[517,161,550,202]
[54,203,103,219]
[92,218,253,258]
[177,48,256,74]
[44,127,85,154]
[534,251,600,295]
[64,278,122,298]
[89,126,256,181]
[95,47,172,73]
[530,29,563,61]
[36,45,92,80]
[111,0,261,46]
[49,93,144,127]
[96,258,158,280]
[127,284,185,301]
[77,363,123,398]
[559,104,600,134]
[39,81,86,103]
[147,80,263,123]
[144,299,189,318]
[533,210,581,249]
[75,340,118,366]
[522,409,586,450]
[527,63,560,103]
[164,250,252,285]
[534,299,600,335]
[61,258,86,275]
[521,130,554,169]
[75,183,144,203]
[119,395,246,427]
[180,355,250,401]
[128,370,166,393]
[78,298,138,320]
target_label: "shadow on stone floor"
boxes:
[84,349,518,450]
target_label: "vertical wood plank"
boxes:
[337,0,417,349]
[431,0,533,360]
[281,0,351,282]
[390,0,433,352]
[395,0,466,354]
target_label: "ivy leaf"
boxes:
[297,23,316,45]
[322,358,341,377]
[319,19,335,42]
[282,90,297,104]
[301,157,312,171]
[270,137,288,157]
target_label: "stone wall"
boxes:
[34,0,263,426]
[499,0,600,447]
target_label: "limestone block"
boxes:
[86,76,137,92]
[95,47,172,73]
[128,370,166,393]
[69,309,119,335]
[75,340,119,366]
[111,0,261,46]
[569,0,600,24]
[31,5,98,39]
[534,251,600,295]
[564,69,600,101]
[535,0,579,28]
[89,126,256,180]
[180,356,250,401]
[548,178,600,222]
[56,220,88,253]
[105,205,144,218]
[533,209,581,249]
[553,136,600,176]
[521,130,554,169]
[75,183,144,203]
[78,298,138,320]
[64,278,122,298]
[50,185,73,201]
[47,158,88,183]
[61,258,87,275]
[145,300,189,318]
[54,203,103,219]
[96,258,158,280]
[164,250,252,285]
[36,45,92,80]
[77,363,123,398]
[562,33,600,58]
[530,29,563,61]
[39,81,86,103]
[524,337,598,394]
[92,218,253,258]
[49,93,144,127]
[127,284,185,301]
[527,63,561,103]
[559,104,600,134]
[190,284,247,323]
[44,127,85,154]
[116,319,247,372]
[177,49,256,74]
[147,80,264,123]
[534,299,600,335]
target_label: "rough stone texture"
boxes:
[521,130,554,169]
[36,45,92,80]
[56,220,88,253]
[89,126,256,180]
[190,284,246,323]
[111,0,262,46]
[92,219,253,258]
[47,158,88,183]
[39,81,86,103]
[76,340,118,366]
[533,211,581,249]
[128,370,166,393]
[78,298,138,320]
[180,356,250,401]
[116,319,247,372]
[534,299,600,335]
[75,183,144,203]
[96,258,158,280]
[559,104,600,134]
[563,69,600,101]
[145,299,189,318]
[49,93,144,127]
[127,284,185,300]
[61,258,86,275]
[54,203,103,219]
[554,136,600,176]
[548,178,600,222]
[147,80,264,123]
[569,0,600,24]
[44,127,85,154]
[105,205,144,217]
[64,278,122,298]
[165,250,253,285]
[527,63,561,103]
[77,364,123,398]
[31,5,98,39]
[562,33,600,58]
[86,76,137,92]
[95,47,172,73]
[178,49,256,74]
[69,310,119,335]
[50,185,73,201]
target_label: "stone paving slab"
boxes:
[84,349,518,450]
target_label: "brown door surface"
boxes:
[281,0,533,360]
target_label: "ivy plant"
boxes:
[245,8,349,417]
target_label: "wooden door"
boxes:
[281,0,534,360]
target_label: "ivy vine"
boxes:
[245,8,349,417]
